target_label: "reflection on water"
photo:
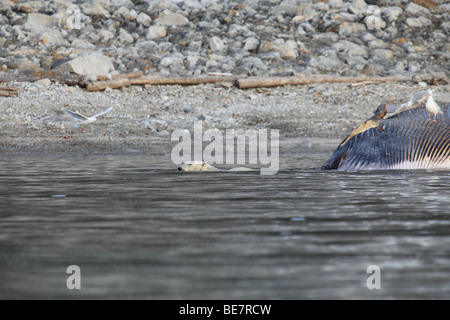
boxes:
[1,146,450,299]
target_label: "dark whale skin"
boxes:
[322,104,450,171]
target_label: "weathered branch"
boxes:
[236,75,409,89]
[2,72,447,92]
[130,76,241,86]
[86,78,131,92]
[0,76,87,87]
[0,88,18,97]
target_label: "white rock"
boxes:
[382,7,402,22]
[296,3,316,20]
[406,17,422,28]
[52,0,72,11]
[149,0,180,11]
[24,13,58,29]
[137,12,152,27]
[241,56,268,71]
[36,78,51,87]
[119,28,134,44]
[339,22,366,37]
[418,81,427,88]
[370,49,394,60]
[183,105,192,113]
[81,3,110,18]
[148,119,168,132]
[405,17,431,28]
[360,32,377,43]
[188,40,202,52]
[99,30,115,42]
[186,54,199,69]
[308,50,344,71]
[111,0,133,7]
[364,16,385,30]
[160,54,184,68]
[367,39,388,49]
[209,36,225,52]
[276,0,302,15]
[40,28,67,45]
[243,37,259,51]
[312,32,339,42]
[115,6,132,19]
[0,14,8,25]
[184,0,203,9]
[441,22,450,33]
[405,3,430,15]
[147,26,167,39]
[57,52,115,77]
[0,0,14,8]
[201,0,220,7]
[128,9,138,20]
[273,41,298,60]
[155,12,189,26]
[328,0,343,8]
[227,24,248,36]
[347,45,369,58]
[348,2,367,15]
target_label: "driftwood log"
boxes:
[129,75,241,86]
[0,73,446,92]
[0,76,87,87]
[86,78,131,92]
[236,75,409,89]
[0,86,19,97]
[0,90,18,97]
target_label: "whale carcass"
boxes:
[322,91,450,171]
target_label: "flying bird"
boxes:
[62,107,113,126]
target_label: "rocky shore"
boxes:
[1,0,449,78]
[0,0,449,156]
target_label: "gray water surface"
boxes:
[1,147,450,299]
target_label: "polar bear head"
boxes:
[178,161,218,172]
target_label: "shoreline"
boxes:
[0,81,449,158]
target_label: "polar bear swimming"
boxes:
[178,161,258,172]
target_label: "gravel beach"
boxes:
[0,0,449,157]
[1,80,449,157]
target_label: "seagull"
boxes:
[388,90,430,118]
[62,107,113,126]
[425,89,442,122]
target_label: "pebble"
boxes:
[57,52,115,77]
[136,12,152,27]
[36,78,51,87]
[155,12,189,26]
[404,3,430,15]
[209,36,225,52]
[182,105,192,113]
[147,26,167,39]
